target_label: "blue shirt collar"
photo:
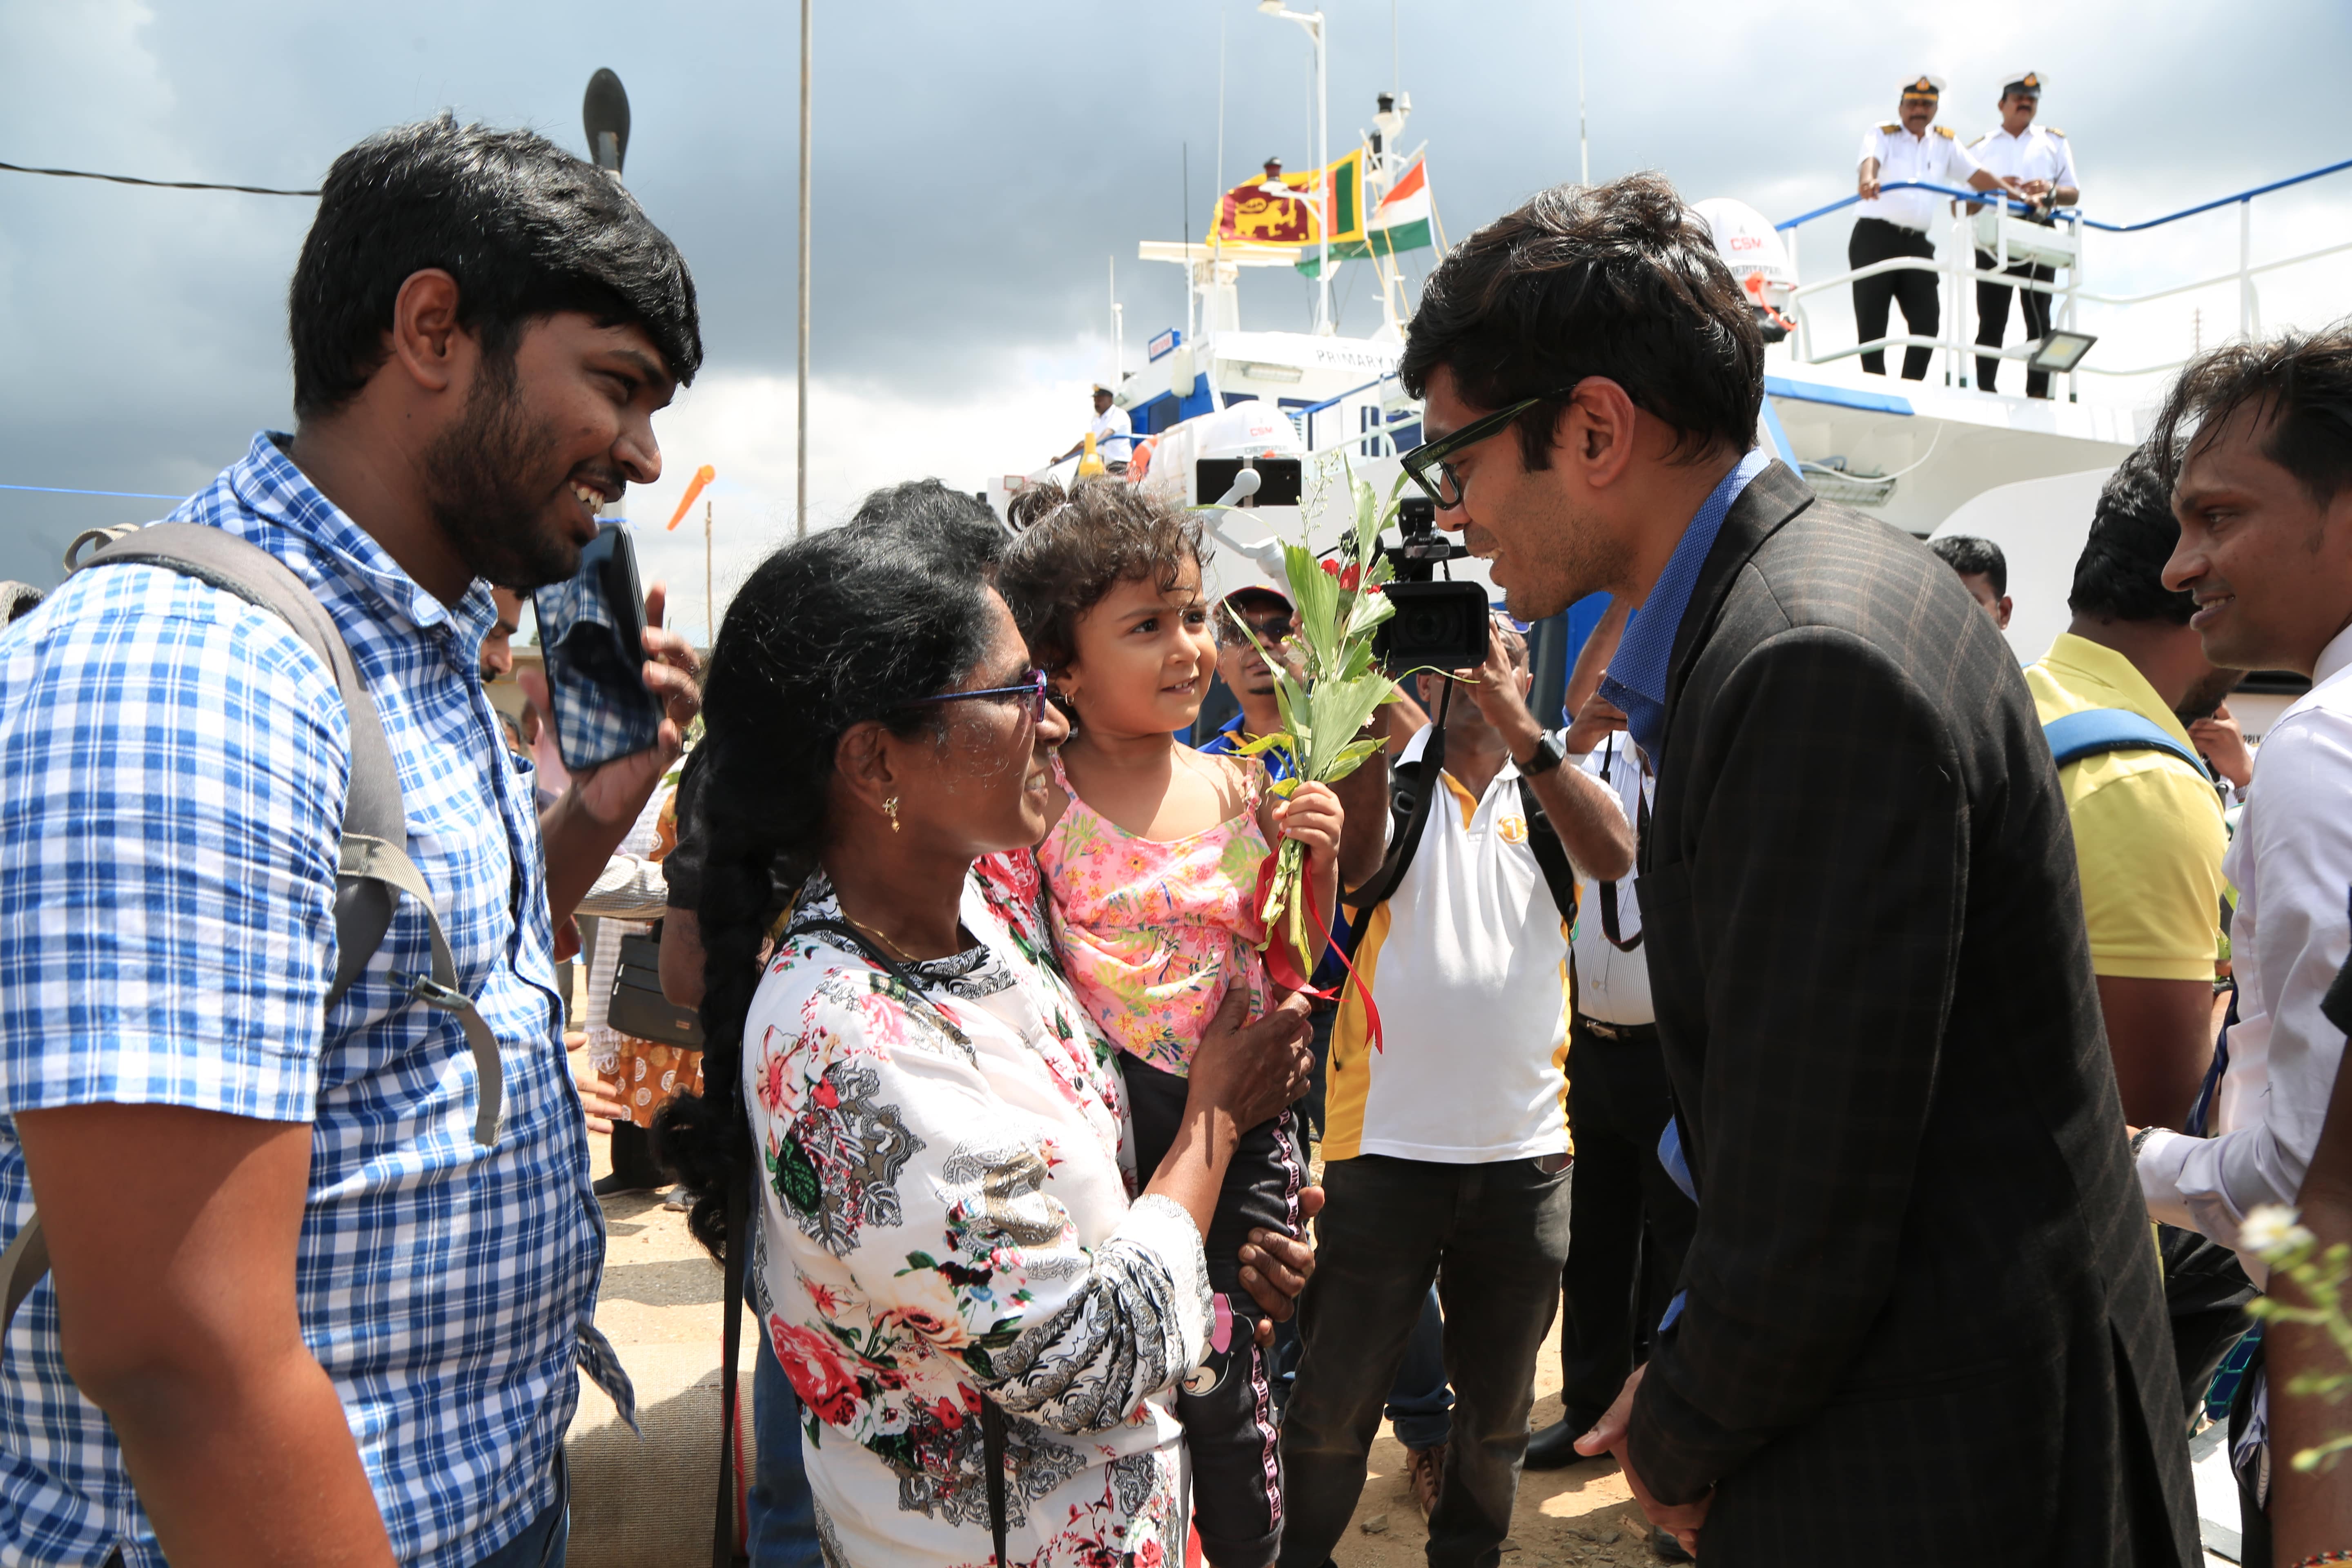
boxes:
[203,431,498,655]
[1599,448,1770,761]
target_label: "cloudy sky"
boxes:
[3,0,2348,631]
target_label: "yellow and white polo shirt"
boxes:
[1322,724,1576,1164]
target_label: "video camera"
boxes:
[1372,496,1492,673]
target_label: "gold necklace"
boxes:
[842,913,923,965]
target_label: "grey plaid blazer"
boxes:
[1623,461,2198,1565]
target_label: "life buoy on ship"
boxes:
[1129,435,1155,483]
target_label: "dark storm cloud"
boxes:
[2,0,2347,585]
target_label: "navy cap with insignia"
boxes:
[1900,74,1947,97]
[2001,70,2045,96]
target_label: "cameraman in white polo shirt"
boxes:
[1280,615,1634,1568]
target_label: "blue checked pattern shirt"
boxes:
[1599,448,1771,765]
[0,433,625,1567]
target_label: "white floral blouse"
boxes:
[744,849,1212,1568]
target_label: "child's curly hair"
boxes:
[998,477,1210,677]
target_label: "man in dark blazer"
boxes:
[1392,172,2197,1564]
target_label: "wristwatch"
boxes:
[1519,730,1567,777]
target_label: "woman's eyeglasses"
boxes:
[906,667,1052,722]
[1398,383,1584,509]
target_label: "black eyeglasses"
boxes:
[1399,384,1583,509]
[906,667,1051,722]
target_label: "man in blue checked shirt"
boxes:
[0,120,702,1567]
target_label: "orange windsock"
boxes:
[664,464,717,530]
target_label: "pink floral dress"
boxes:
[1036,753,1277,1077]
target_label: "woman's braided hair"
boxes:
[655,484,1004,1258]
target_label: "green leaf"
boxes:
[1285,543,1341,657]
[1320,735,1386,782]
[1343,588,1397,643]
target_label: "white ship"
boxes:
[996,81,2349,745]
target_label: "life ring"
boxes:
[1128,436,1155,483]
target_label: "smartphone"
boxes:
[532,521,666,771]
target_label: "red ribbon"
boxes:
[1254,856,1384,1052]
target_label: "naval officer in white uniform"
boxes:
[1967,71,2081,398]
[1852,74,2020,380]
[1057,383,1134,474]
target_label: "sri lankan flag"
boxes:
[1215,149,1365,250]
[1297,153,1432,278]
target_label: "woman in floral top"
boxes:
[662,499,1316,1568]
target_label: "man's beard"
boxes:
[1497,488,1630,621]
[422,357,579,592]
[2174,664,2244,725]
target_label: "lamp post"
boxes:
[583,71,630,523]
[797,0,813,538]
[583,68,630,176]
[1258,0,1329,333]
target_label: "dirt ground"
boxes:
[1334,1377,1651,1568]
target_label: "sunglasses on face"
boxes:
[906,667,1052,723]
[1399,385,1584,509]
[1238,615,1295,644]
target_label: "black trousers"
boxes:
[1123,1054,1304,1568]
[1557,1017,1697,1428]
[2158,1222,2258,1419]
[1849,217,1939,379]
[1278,1153,1572,1568]
[1974,250,2057,396]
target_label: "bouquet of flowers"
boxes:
[1218,468,1408,964]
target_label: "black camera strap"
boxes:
[1342,683,1452,951]
[1596,733,1650,953]
[1344,682,1596,950]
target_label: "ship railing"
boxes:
[1775,158,2352,399]
[1287,372,1421,459]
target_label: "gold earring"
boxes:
[883,796,901,832]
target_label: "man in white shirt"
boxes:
[1281,617,1633,1568]
[1966,71,2081,398]
[2136,321,2352,1568]
[1521,695,1699,1515]
[2138,327,2352,1270]
[1851,74,2020,379]
[1056,383,1133,472]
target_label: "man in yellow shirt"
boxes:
[2027,444,2239,1129]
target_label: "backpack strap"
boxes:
[2043,707,2212,780]
[0,526,504,1334]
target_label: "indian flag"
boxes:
[1297,154,1432,277]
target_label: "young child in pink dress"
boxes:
[1000,479,1340,1568]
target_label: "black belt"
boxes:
[1573,1014,1658,1041]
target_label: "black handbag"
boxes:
[607,927,704,1048]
